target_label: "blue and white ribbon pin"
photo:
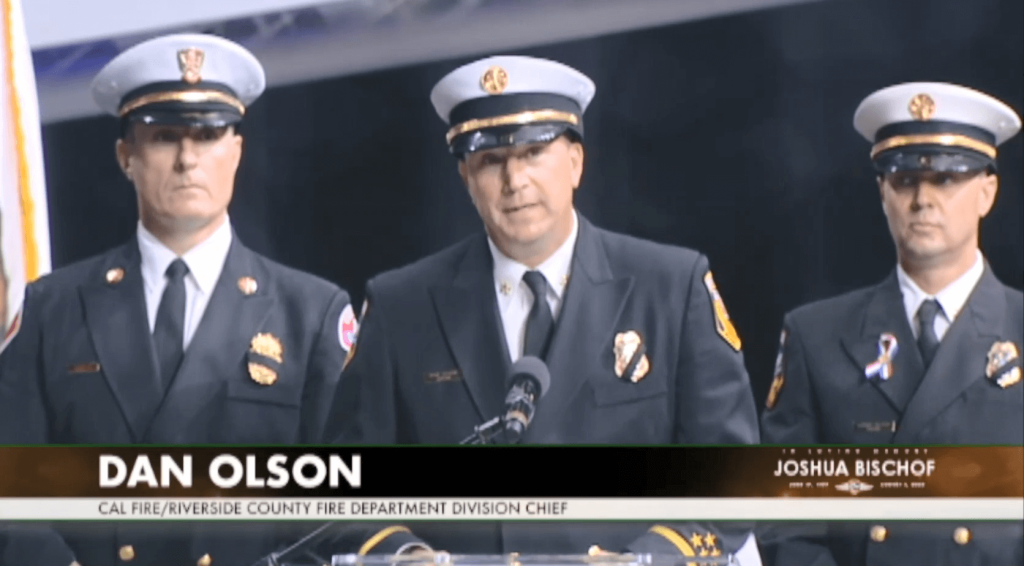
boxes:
[865,333,898,380]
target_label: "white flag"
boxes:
[1,0,51,350]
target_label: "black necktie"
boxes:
[153,259,188,391]
[522,271,554,359]
[916,299,942,368]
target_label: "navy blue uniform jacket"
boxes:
[322,214,761,560]
[0,234,354,566]
[759,265,1024,566]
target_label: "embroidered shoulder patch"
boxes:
[703,271,741,352]
[766,329,787,409]
[338,303,358,352]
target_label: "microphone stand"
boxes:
[459,415,508,445]
[252,522,336,566]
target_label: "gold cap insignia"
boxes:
[480,66,509,95]
[703,272,742,351]
[986,341,1021,388]
[178,48,205,84]
[908,93,936,121]
[613,330,650,383]
[238,276,258,295]
[250,333,283,364]
[105,268,125,284]
[248,362,278,386]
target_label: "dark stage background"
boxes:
[39,0,1024,415]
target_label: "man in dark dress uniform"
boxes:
[0,33,357,566]
[322,55,763,564]
[758,82,1024,566]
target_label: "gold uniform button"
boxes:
[870,525,888,542]
[953,526,971,545]
[119,545,135,560]
[197,553,213,566]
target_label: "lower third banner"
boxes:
[0,497,1020,521]
[0,446,1020,498]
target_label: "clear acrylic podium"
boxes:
[329,552,737,566]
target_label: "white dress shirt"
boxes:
[734,533,762,566]
[137,216,232,350]
[488,210,579,363]
[488,210,762,565]
[897,249,984,341]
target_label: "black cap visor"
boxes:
[451,123,582,155]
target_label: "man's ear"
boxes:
[458,158,470,188]
[568,141,584,189]
[229,129,244,169]
[877,174,891,217]
[115,139,132,179]
[977,171,998,218]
